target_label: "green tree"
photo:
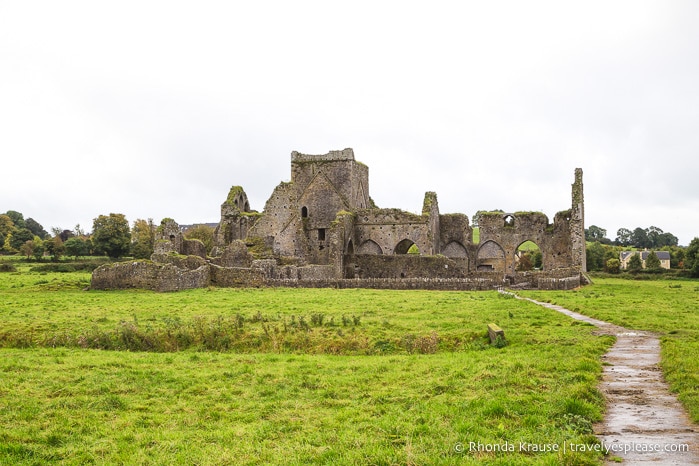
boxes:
[627,253,643,272]
[645,251,661,270]
[64,237,90,260]
[606,258,621,274]
[686,238,699,277]
[184,224,215,255]
[131,218,155,259]
[0,214,14,251]
[615,228,632,246]
[25,218,49,239]
[586,242,606,271]
[44,236,65,261]
[669,246,684,268]
[658,232,678,247]
[92,213,131,259]
[9,228,34,252]
[19,240,35,259]
[585,225,607,242]
[5,210,26,229]
[532,250,543,269]
[631,228,649,249]
[647,226,663,248]
[32,237,45,261]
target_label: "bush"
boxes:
[0,263,17,272]
[605,258,621,274]
[29,262,103,273]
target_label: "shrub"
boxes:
[492,334,508,348]
[605,258,621,274]
[29,262,103,273]
[0,263,17,272]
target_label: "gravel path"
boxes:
[508,292,699,465]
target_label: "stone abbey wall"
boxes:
[91,148,587,291]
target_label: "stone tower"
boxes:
[570,168,586,272]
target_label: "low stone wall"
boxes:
[210,265,264,288]
[265,276,505,291]
[537,275,581,290]
[91,261,159,290]
[91,257,583,292]
[154,264,210,292]
[351,254,469,279]
[91,261,209,292]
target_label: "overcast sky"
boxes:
[1,1,698,245]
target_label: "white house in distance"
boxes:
[619,250,671,270]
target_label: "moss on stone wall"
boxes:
[514,211,545,216]
[332,210,355,226]
[422,192,438,216]
[156,218,175,234]
[480,211,506,217]
[246,236,274,259]
[224,186,245,206]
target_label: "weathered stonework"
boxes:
[91,149,587,291]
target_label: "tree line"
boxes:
[585,224,699,277]
[585,224,678,248]
[0,210,215,261]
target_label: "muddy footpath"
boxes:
[512,293,699,465]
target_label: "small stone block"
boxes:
[487,323,505,344]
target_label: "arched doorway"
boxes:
[516,241,542,271]
[394,239,419,255]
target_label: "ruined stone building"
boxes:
[92,148,588,291]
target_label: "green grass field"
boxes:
[520,277,699,424]
[3,262,696,464]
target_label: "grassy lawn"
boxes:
[520,277,699,424]
[0,262,615,464]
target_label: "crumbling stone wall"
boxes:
[212,186,261,256]
[155,219,206,259]
[210,265,264,288]
[354,209,432,256]
[438,213,472,264]
[210,240,253,268]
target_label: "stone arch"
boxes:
[515,240,543,271]
[346,239,354,255]
[301,206,308,218]
[442,241,468,258]
[358,239,383,255]
[394,239,418,255]
[477,240,505,272]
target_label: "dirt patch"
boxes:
[512,294,699,464]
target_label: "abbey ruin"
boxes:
[91,149,588,291]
